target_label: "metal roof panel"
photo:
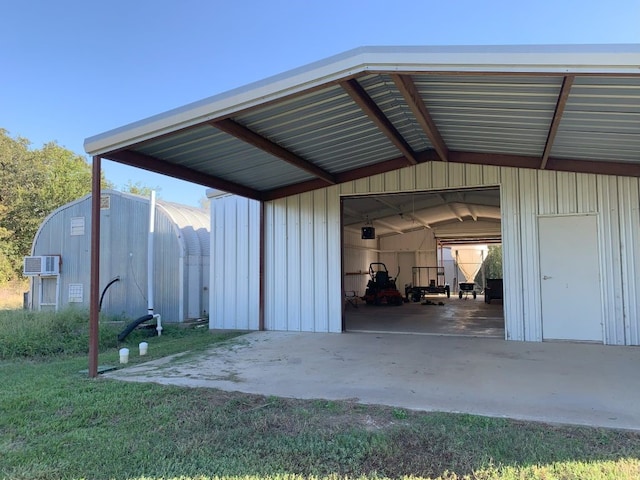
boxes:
[235,83,402,173]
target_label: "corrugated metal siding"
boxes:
[212,162,640,344]
[597,176,626,344]
[338,162,639,345]
[263,186,342,332]
[158,202,211,319]
[518,170,542,341]
[618,177,640,345]
[500,168,525,340]
[152,210,181,321]
[210,195,260,330]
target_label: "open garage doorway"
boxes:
[341,187,504,337]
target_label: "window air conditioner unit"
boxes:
[23,256,61,276]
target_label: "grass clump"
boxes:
[0,308,119,359]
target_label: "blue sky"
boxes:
[2,0,639,206]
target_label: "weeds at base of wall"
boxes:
[0,308,119,359]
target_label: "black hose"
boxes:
[118,314,154,342]
[99,277,121,312]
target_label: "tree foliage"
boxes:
[0,129,108,280]
[122,180,160,198]
[475,245,503,285]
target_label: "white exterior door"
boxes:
[538,215,603,342]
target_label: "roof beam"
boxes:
[467,204,478,221]
[263,153,433,200]
[343,204,404,234]
[372,197,430,229]
[340,79,418,165]
[210,119,337,185]
[447,203,464,222]
[540,76,574,170]
[105,149,263,201]
[448,151,640,177]
[391,74,449,162]
[374,219,405,235]
[265,149,640,202]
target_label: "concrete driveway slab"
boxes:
[105,331,640,431]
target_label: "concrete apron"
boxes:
[105,331,640,431]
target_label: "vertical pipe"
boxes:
[258,200,265,331]
[88,156,101,378]
[147,191,156,316]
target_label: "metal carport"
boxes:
[84,44,640,376]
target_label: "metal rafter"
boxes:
[374,218,406,235]
[391,74,449,162]
[340,79,418,165]
[105,149,263,201]
[211,119,336,185]
[447,203,464,222]
[467,204,478,221]
[540,76,575,170]
[374,197,433,230]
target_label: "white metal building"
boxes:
[27,190,210,322]
[86,45,640,347]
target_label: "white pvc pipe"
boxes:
[147,191,156,317]
[153,313,162,336]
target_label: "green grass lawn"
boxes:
[0,309,639,480]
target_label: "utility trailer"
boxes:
[404,266,450,302]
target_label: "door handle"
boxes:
[543,275,552,280]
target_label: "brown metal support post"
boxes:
[258,200,265,331]
[88,156,101,377]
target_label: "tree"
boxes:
[122,180,161,198]
[475,245,503,286]
[0,129,109,280]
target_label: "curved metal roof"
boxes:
[84,45,640,201]
[157,201,210,257]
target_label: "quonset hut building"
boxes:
[25,190,210,322]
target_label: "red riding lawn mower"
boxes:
[362,262,404,306]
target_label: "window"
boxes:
[69,284,83,303]
[70,217,85,236]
